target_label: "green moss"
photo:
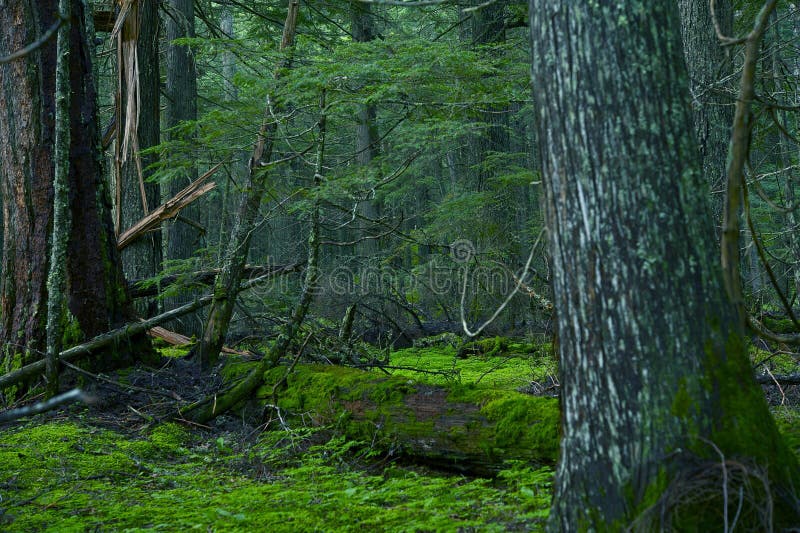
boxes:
[0,419,551,531]
[773,407,800,459]
[670,378,691,419]
[479,395,560,459]
[60,311,84,347]
[761,316,798,334]
[157,344,193,359]
[389,343,553,390]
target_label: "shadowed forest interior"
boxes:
[0,0,799,531]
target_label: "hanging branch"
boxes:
[44,0,72,397]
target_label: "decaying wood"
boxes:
[117,163,221,250]
[147,326,254,357]
[127,262,303,298]
[147,326,192,346]
[252,364,560,476]
[0,272,281,390]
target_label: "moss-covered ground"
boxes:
[1,335,798,531]
[0,338,557,531]
[0,419,552,531]
[385,340,556,390]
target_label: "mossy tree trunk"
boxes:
[529,2,799,530]
[0,0,142,383]
[45,0,73,397]
[195,1,299,370]
[184,85,323,422]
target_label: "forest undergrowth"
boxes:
[0,337,796,532]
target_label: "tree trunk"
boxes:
[351,1,380,259]
[678,0,733,223]
[0,0,142,386]
[45,0,73,397]
[164,0,202,335]
[529,2,799,530]
[195,1,299,370]
[117,0,163,318]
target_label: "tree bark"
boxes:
[116,0,163,317]
[529,1,799,530]
[0,0,139,386]
[678,0,733,220]
[164,0,202,335]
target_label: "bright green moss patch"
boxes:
[389,341,555,390]
[0,420,552,531]
[157,344,193,359]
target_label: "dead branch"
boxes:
[755,373,800,385]
[117,163,221,250]
[0,389,92,423]
[127,262,302,298]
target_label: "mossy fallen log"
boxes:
[243,364,560,475]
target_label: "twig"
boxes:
[764,367,786,406]
[0,389,92,423]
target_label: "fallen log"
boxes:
[0,272,283,390]
[128,263,303,298]
[228,363,560,475]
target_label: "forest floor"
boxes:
[0,338,797,532]
[0,341,556,532]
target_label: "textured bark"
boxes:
[678,0,733,218]
[529,2,799,530]
[0,0,140,381]
[0,2,55,367]
[164,0,202,334]
[45,0,72,397]
[117,0,163,317]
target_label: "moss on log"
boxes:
[236,363,559,475]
